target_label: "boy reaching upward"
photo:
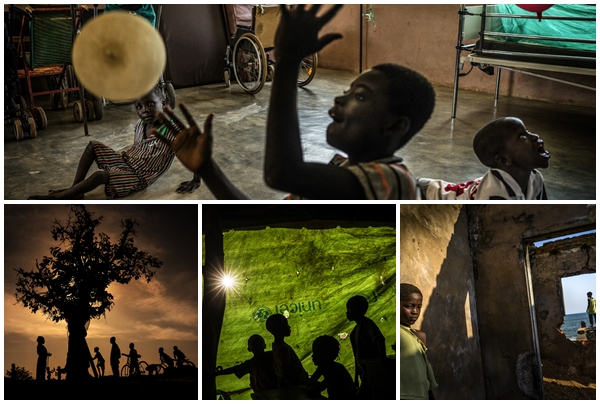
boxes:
[153,5,435,200]
[419,117,549,200]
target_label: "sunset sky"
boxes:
[4,204,198,378]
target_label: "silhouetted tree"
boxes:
[6,365,34,380]
[14,205,161,380]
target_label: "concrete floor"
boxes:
[4,68,596,200]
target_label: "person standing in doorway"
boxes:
[586,292,596,327]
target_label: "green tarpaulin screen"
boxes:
[204,226,396,399]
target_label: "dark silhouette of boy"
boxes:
[265,313,308,387]
[346,295,386,398]
[36,336,52,381]
[420,117,549,200]
[308,335,356,399]
[215,334,278,393]
[152,5,435,200]
[159,347,174,369]
[110,336,121,377]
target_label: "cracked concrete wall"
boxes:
[468,204,596,399]
[530,234,596,378]
[400,205,485,400]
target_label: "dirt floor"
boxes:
[4,376,198,400]
[542,360,596,400]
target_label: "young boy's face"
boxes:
[400,293,422,326]
[498,118,550,171]
[134,91,163,124]
[311,348,325,367]
[327,69,397,159]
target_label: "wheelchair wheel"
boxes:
[232,33,267,94]
[298,53,317,87]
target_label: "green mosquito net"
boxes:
[207,225,396,399]
[492,4,596,51]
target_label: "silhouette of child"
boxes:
[110,336,121,377]
[93,347,105,377]
[419,117,550,200]
[400,283,437,399]
[159,347,174,369]
[122,342,141,376]
[36,336,52,381]
[10,363,16,380]
[215,334,278,393]
[173,346,187,368]
[308,335,356,399]
[266,313,308,387]
[346,295,386,398]
[587,292,596,327]
[152,5,435,200]
[28,84,198,199]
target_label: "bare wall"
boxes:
[400,205,485,400]
[318,4,594,107]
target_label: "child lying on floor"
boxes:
[418,117,549,200]
[152,5,435,200]
[28,85,199,199]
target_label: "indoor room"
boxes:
[4,4,595,200]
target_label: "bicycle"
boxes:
[121,354,148,376]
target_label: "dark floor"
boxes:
[4,68,596,200]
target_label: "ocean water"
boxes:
[562,312,593,340]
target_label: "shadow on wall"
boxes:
[400,205,485,400]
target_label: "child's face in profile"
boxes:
[327,69,396,159]
[134,92,163,124]
[498,118,550,171]
[311,348,325,366]
[400,293,422,326]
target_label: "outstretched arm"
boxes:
[264,5,366,199]
[153,105,250,200]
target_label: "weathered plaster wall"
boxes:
[318,4,594,108]
[400,205,485,400]
[468,204,596,399]
[530,234,596,377]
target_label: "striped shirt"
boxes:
[286,154,421,200]
[93,119,176,198]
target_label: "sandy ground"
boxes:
[542,360,596,400]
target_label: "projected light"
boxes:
[221,274,236,289]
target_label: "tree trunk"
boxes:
[65,318,91,380]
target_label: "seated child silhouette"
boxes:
[28,84,199,199]
[308,335,356,399]
[265,313,309,387]
[400,283,437,399]
[346,295,386,398]
[215,334,278,393]
[151,5,435,200]
[159,347,174,369]
[419,117,549,200]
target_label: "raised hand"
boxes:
[274,4,343,64]
[152,104,214,173]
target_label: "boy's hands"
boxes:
[153,104,214,174]
[274,5,343,64]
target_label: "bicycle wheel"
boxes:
[298,53,317,87]
[121,364,129,377]
[232,33,267,94]
[138,361,148,375]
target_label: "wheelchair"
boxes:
[223,5,317,94]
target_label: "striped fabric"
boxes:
[285,154,421,200]
[93,120,176,199]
